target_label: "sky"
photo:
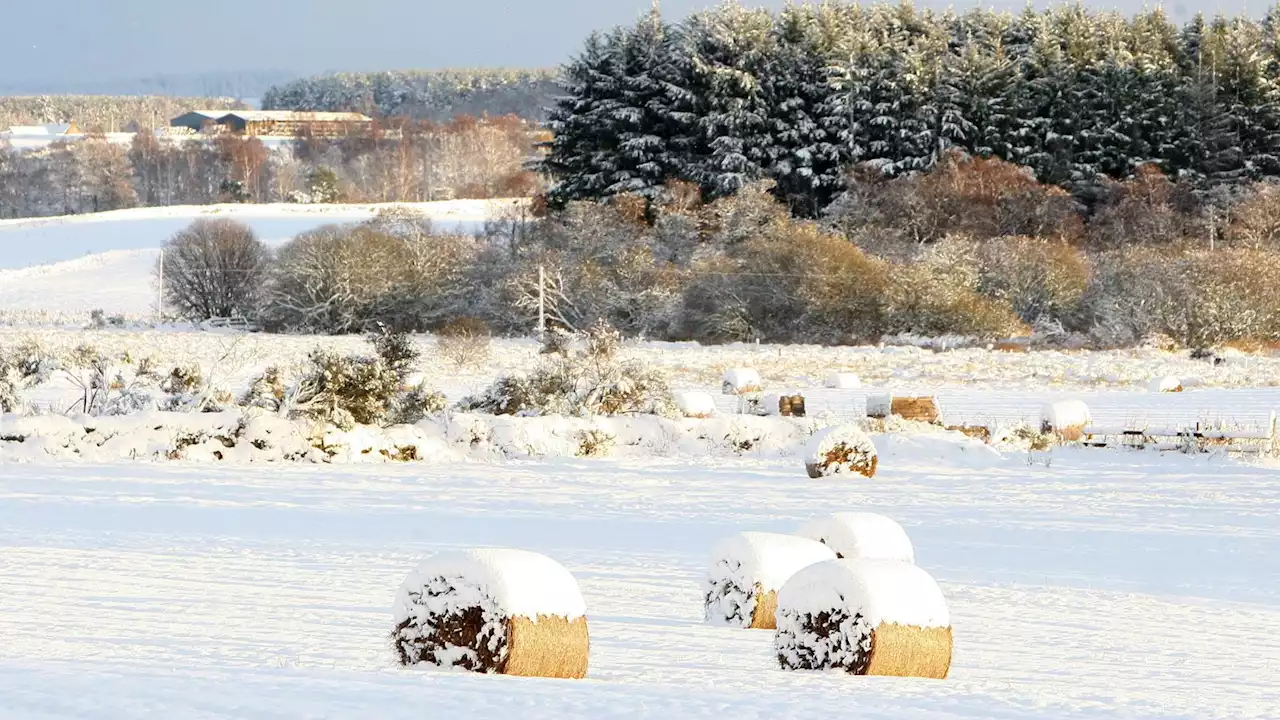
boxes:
[0,0,1246,92]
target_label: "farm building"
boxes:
[214,111,372,137]
[5,122,80,136]
[170,111,231,133]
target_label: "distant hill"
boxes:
[0,71,297,100]
[261,69,559,122]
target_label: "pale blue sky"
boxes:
[0,1,1242,92]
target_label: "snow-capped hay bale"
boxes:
[797,512,915,563]
[865,393,940,423]
[722,368,763,395]
[804,424,878,478]
[825,373,862,389]
[392,549,589,679]
[705,532,836,629]
[775,559,952,679]
[1148,376,1184,393]
[1040,400,1092,440]
[676,391,716,418]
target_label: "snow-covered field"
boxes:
[2,447,1278,718]
[0,201,511,319]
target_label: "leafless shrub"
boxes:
[436,317,492,369]
[159,218,270,321]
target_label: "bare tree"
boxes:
[158,218,270,321]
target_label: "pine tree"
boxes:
[542,31,626,206]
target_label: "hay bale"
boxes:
[804,424,878,478]
[892,397,940,423]
[1040,400,1092,440]
[1148,376,1184,393]
[775,558,952,679]
[865,393,940,423]
[676,391,716,418]
[797,512,915,563]
[825,373,862,389]
[705,531,836,629]
[392,548,589,679]
[722,369,763,395]
[762,393,807,417]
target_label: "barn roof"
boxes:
[219,111,372,123]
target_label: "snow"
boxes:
[1149,376,1184,393]
[825,372,862,389]
[1041,400,1092,430]
[675,391,716,418]
[867,392,893,418]
[705,531,836,627]
[708,532,835,595]
[394,548,587,622]
[777,559,950,628]
[2,437,1280,717]
[797,512,915,564]
[721,368,762,394]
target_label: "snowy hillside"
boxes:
[0,201,510,317]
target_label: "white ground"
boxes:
[2,448,1277,718]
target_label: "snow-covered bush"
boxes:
[704,532,835,629]
[0,340,59,413]
[574,428,616,457]
[775,558,952,678]
[460,322,674,417]
[804,424,878,478]
[391,548,589,679]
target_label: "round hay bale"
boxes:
[892,397,941,424]
[797,512,914,563]
[392,548,589,679]
[1040,400,1092,440]
[676,391,716,418]
[804,425,878,478]
[705,532,836,630]
[1148,376,1184,393]
[825,373,862,389]
[722,368,763,395]
[760,393,806,417]
[775,558,952,679]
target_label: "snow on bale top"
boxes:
[708,532,837,593]
[722,368,762,395]
[1149,376,1184,393]
[777,558,949,629]
[804,424,878,478]
[1040,400,1092,432]
[797,512,915,564]
[825,372,862,389]
[705,531,836,629]
[394,548,586,622]
[675,391,716,418]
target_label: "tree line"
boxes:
[542,2,1280,216]
[261,69,559,122]
[163,152,1280,350]
[0,116,542,218]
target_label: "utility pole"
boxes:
[537,264,546,339]
[156,248,164,325]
